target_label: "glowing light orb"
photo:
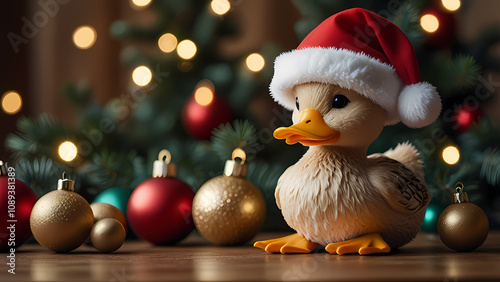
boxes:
[442,0,461,12]
[1,91,22,115]
[158,33,178,53]
[211,0,231,15]
[420,14,439,33]
[132,66,153,86]
[131,0,151,8]
[177,40,197,60]
[194,87,214,106]
[58,141,78,162]
[73,26,97,49]
[246,53,265,72]
[442,146,460,165]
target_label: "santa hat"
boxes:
[269,8,441,128]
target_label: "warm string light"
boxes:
[158,33,177,53]
[73,26,97,49]
[1,91,22,115]
[442,0,461,12]
[442,146,460,165]
[194,87,214,106]
[211,0,231,15]
[131,0,152,8]
[177,40,197,60]
[58,141,78,162]
[132,66,153,86]
[246,53,265,72]
[420,14,439,33]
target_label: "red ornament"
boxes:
[422,7,456,48]
[0,162,38,252]
[182,88,232,140]
[127,150,195,245]
[455,106,482,133]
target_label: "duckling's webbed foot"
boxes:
[254,233,318,254]
[325,233,391,255]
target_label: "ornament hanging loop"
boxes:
[58,172,75,191]
[158,149,172,165]
[452,182,469,204]
[153,149,177,178]
[225,148,248,177]
[0,160,7,176]
[232,148,246,165]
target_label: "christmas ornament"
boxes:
[127,150,195,245]
[30,173,94,252]
[256,8,437,255]
[455,106,482,133]
[182,86,232,140]
[93,187,133,215]
[438,182,489,252]
[420,204,444,233]
[193,148,266,245]
[90,202,127,232]
[0,161,38,252]
[90,218,126,253]
[421,7,456,48]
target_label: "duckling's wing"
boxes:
[367,155,430,215]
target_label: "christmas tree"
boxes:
[5,0,500,231]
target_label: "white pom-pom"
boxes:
[398,82,441,128]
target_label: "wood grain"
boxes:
[3,232,500,281]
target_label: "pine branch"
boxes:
[438,55,481,95]
[5,114,71,160]
[481,148,500,186]
[14,156,65,197]
[389,1,425,45]
[211,120,263,162]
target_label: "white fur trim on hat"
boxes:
[269,47,404,125]
[398,82,441,128]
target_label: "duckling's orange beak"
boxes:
[274,109,340,146]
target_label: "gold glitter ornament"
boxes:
[437,182,489,252]
[30,173,94,252]
[193,148,266,245]
[90,218,126,253]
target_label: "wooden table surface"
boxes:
[3,231,500,281]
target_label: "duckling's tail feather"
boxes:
[383,142,424,181]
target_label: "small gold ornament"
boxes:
[90,202,127,232]
[193,148,266,245]
[437,182,489,252]
[30,172,94,252]
[90,218,126,253]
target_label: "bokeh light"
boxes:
[442,146,460,165]
[158,33,178,53]
[442,0,461,12]
[211,0,231,15]
[72,26,97,49]
[420,14,439,33]
[194,87,214,106]
[132,66,153,86]
[1,91,22,115]
[177,40,197,60]
[246,53,265,72]
[131,0,151,8]
[58,141,78,162]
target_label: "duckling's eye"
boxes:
[332,95,349,109]
[296,97,300,111]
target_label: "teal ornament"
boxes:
[421,203,444,233]
[93,187,133,216]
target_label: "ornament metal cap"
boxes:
[0,161,7,176]
[224,148,248,178]
[57,172,75,191]
[153,149,177,178]
[452,182,469,204]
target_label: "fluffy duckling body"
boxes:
[255,83,430,255]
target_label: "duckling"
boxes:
[254,8,441,255]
